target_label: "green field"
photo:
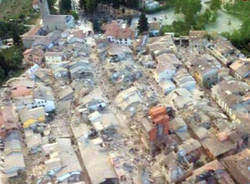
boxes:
[0,0,39,23]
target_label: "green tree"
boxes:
[48,0,57,14]
[12,30,21,46]
[171,0,201,26]
[0,47,23,73]
[0,47,23,82]
[195,9,214,30]
[0,66,5,82]
[85,0,97,14]
[11,23,22,46]
[210,0,221,11]
[71,11,79,20]
[126,0,139,9]
[224,19,250,56]
[60,0,72,13]
[112,0,120,9]
[79,0,85,10]
[0,21,9,39]
[0,21,27,40]
[93,19,101,33]
[138,12,148,34]
[0,53,6,75]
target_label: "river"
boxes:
[131,0,242,34]
[205,10,242,33]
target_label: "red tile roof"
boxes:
[23,48,44,57]
[11,86,33,98]
[71,30,85,39]
[104,22,135,40]
[22,26,41,39]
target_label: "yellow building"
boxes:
[19,107,45,128]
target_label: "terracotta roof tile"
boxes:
[11,86,33,98]
[104,22,135,40]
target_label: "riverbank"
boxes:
[141,0,249,55]
[205,10,241,33]
[220,1,250,56]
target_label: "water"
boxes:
[205,10,242,33]
[131,8,184,29]
[200,0,211,14]
[131,0,242,34]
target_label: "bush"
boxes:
[0,66,5,83]
[161,21,190,36]
[0,21,27,40]
[222,19,250,56]
[0,46,24,82]
[71,11,79,20]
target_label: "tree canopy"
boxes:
[138,12,149,34]
[224,19,250,56]
[80,0,97,14]
[124,0,139,9]
[0,46,23,82]
[48,0,57,14]
[170,0,201,25]
[60,0,72,13]
[0,21,27,40]
[210,0,221,11]
[79,0,86,10]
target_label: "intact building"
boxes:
[39,0,75,32]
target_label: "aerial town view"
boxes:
[0,0,249,183]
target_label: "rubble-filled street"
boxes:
[0,0,249,184]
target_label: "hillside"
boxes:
[0,0,39,24]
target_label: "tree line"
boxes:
[0,21,26,44]
[79,0,140,14]
[223,0,250,56]
[161,0,221,36]
[0,47,23,83]
[0,21,25,83]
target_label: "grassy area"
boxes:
[0,0,40,24]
